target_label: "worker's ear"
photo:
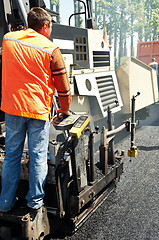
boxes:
[39,24,48,37]
[41,24,47,34]
[43,23,48,31]
[38,22,51,38]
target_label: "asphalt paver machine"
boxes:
[0,94,139,239]
[0,0,139,239]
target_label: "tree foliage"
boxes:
[74,0,83,27]
[50,0,59,5]
[94,0,159,60]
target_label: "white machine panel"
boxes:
[75,71,123,117]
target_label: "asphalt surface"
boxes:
[51,102,159,240]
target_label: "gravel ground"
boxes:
[51,103,159,240]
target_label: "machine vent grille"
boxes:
[75,36,87,61]
[96,75,118,111]
[93,51,110,67]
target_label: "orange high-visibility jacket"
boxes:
[1,28,71,121]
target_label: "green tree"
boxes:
[50,0,60,23]
[74,0,83,27]
[144,0,159,41]
[95,0,119,56]
[126,0,145,55]
[94,0,159,62]
[95,0,129,62]
[133,0,146,41]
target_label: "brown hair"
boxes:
[27,7,51,32]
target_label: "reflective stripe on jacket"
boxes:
[1,28,71,121]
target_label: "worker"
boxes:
[0,7,71,212]
[149,58,158,76]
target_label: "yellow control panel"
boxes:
[69,115,90,139]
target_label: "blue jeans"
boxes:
[0,113,50,211]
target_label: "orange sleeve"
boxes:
[50,47,71,111]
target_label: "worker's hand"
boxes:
[57,108,70,117]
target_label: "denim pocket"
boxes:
[29,118,47,128]
[5,113,25,131]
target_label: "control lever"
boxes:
[128,93,140,158]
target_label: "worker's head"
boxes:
[152,58,156,62]
[27,7,52,38]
